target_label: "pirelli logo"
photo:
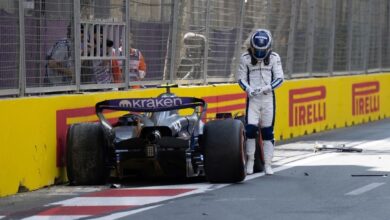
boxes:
[289,86,326,127]
[352,81,380,116]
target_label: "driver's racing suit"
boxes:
[237,50,284,175]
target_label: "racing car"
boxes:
[66,85,246,185]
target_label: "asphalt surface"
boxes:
[0,118,389,220]
[126,118,390,220]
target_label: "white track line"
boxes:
[91,152,338,219]
[22,215,89,220]
[245,152,337,181]
[13,139,390,220]
[91,205,162,220]
[23,151,342,219]
[345,182,386,196]
[50,196,173,206]
[346,138,390,150]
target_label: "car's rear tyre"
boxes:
[203,119,246,183]
[66,122,108,185]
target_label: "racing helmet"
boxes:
[250,29,272,61]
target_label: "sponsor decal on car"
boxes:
[118,98,183,109]
[98,97,205,112]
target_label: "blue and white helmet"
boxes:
[250,29,272,61]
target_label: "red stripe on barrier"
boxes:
[202,93,246,103]
[288,86,326,104]
[84,188,195,197]
[206,104,246,114]
[56,108,118,167]
[352,81,379,96]
[56,107,95,167]
[38,205,134,215]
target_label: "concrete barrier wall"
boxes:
[1,73,389,197]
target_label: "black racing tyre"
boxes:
[66,122,108,185]
[203,119,246,183]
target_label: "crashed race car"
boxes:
[66,85,246,185]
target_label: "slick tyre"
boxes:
[66,123,108,185]
[203,119,246,183]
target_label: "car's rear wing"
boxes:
[96,97,207,131]
[96,97,206,112]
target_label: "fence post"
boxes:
[232,0,246,82]
[169,0,180,83]
[306,0,316,76]
[363,0,372,74]
[378,1,383,72]
[328,0,337,76]
[124,1,130,89]
[378,1,387,72]
[286,0,297,79]
[346,0,353,72]
[202,0,211,85]
[18,0,26,96]
[73,0,81,92]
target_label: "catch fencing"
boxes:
[0,0,389,96]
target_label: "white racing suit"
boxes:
[237,51,284,174]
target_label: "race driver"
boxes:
[237,29,284,175]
